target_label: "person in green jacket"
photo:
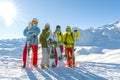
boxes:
[39,23,50,69]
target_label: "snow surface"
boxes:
[1,20,120,80]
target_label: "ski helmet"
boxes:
[56,25,61,31]
[45,23,50,29]
[32,18,38,25]
[66,26,71,31]
[74,29,77,32]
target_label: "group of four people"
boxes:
[22,18,80,68]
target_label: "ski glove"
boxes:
[32,33,37,39]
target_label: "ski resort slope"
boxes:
[76,47,120,64]
[0,56,106,80]
[0,47,120,80]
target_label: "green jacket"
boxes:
[39,29,50,48]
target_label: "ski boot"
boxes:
[34,65,38,67]
[22,64,26,68]
[46,64,50,68]
[41,65,46,69]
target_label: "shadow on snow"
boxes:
[35,67,107,80]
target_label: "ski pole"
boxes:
[26,39,31,68]
[30,33,36,69]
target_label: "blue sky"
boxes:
[0,0,120,39]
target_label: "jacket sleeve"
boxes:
[39,33,42,44]
[46,32,50,39]
[23,27,32,37]
[62,33,66,43]
[61,33,64,43]
[31,27,40,36]
[74,31,80,39]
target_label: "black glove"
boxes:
[33,33,36,39]
[64,42,67,45]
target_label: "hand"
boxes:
[32,33,36,36]
[27,31,31,34]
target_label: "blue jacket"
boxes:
[23,25,40,45]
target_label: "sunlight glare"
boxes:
[0,2,17,26]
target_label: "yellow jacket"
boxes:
[63,31,74,48]
[73,30,80,39]
[55,30,63,43]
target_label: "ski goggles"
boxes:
[66,29,71,31]
[56,27,60,31]
[32,20,38,25]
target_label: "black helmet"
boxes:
[56,25,61,30]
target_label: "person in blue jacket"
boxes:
[22,18,40,68]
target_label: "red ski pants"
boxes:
[53,46,63,67]
[54,47,58,67]
[66,48,75,66]
[22,44,38,66]
[60,45,64,54]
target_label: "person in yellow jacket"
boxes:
[73,29,80,39]
[55,25,64,60]
[73,29,80,46]
[63,26,75,67]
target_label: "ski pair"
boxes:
[49,45,64,68]
[25,39,33,70]
[25,36,36,70]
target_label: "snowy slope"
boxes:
[1,50,120,80]
[0,38,25,57]
[1,20,120,80]
[0,56,108,80]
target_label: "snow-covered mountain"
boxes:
[77,19,120,49]
[71,20,120,55]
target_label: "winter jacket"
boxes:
[39,29,50,48]
[55,30,63,43]
[73,30,80,39]
[23,25,40,45]
[63,31,74,48]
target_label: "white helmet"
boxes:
[45,23,50,29]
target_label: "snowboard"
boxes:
[47,31,66,68]
[49,47,65,67]
[48,44,58,68]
